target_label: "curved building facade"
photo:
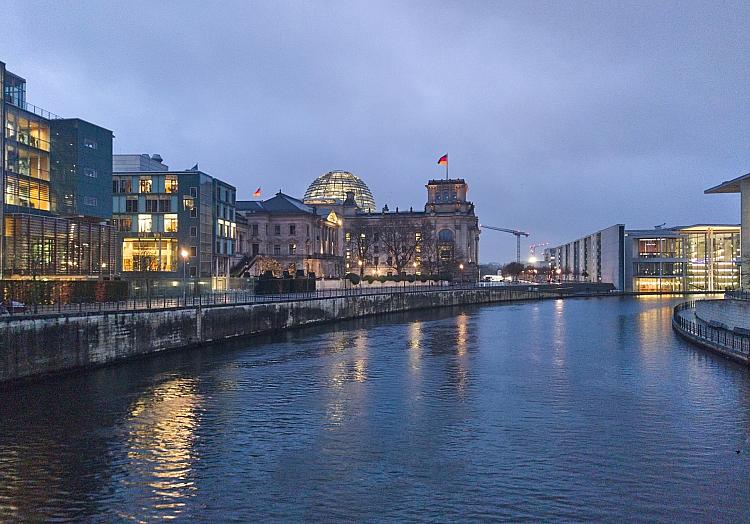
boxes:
[303,170,376,212]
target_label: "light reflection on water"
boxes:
[0,296,748,521]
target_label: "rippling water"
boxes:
[1,296,749,521]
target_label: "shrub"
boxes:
[406,274,416,283]
[346,273,361,285]
[378,275,387,283]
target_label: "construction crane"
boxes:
[480,225,530,264]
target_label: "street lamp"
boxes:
[181,248,189,300]
[459,262,464,283]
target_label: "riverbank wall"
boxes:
[0,284,614,384]
[672,301,750,365]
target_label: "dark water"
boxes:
[1,297,749,522]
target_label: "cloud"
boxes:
[3,0,748,261]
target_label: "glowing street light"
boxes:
[181,248,189,299]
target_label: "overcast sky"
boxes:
[4,1,749,262]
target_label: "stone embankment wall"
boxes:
[0,285,612,383]
[695,298,750,332]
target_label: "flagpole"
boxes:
[446,157,449,180]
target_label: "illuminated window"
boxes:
[139,177,152,193]
[121,238,178,272]
[84,168,98,178]
[289,243,296,255]
[183,196,194,210]
[164,176,178,193]
[138,214,152,232]
[165,214,178,233]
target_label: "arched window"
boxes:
[438,229,455,242]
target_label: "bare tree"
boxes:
[378,215,426,274]
[345,221,378,276]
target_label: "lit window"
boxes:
[139,177,152,193]
[138,214,153,232]
[84,138,97,149]
[165,214,178,233]
[84,168,98,178]
[165,176,178,193]
[289,243,296,255]
[183,196,194,210]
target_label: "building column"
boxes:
[741,179,750,289]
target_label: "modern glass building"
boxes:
[303,170,376,212]
[112,156,236,282]
[1,60,115,279]
[546,224,741,292]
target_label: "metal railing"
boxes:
[1,282,611,319]
[725,290,750,301]
[673,301,750,357]
[5,96,61,120]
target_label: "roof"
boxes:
[705,173,750,194]
[427,178,466,185]
[237,192,316,215]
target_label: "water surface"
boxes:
[1,296,748,521]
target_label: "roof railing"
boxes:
[4,95,61,120]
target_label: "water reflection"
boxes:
[325,329,370,428]
[0,298,749,521]
[120,376,201,521]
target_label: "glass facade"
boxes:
[3,214,115,277]
[122,238,178,272]
[303,170,376,212]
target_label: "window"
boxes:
[387,256,393,266]
[374,256,379,266]
[139,177,152,193]
[190,226,197,237]
[115,177,132,193]
[374,232,379,242]
[251,224,259,235]
[183,196,194,211]
[138,214,153,233]
[165,214,178,233]
[84,168,97,178]
[83,138,97,149]
[164,176,178,193]
[83,196,98,206]
[125,197,138,213]
[274,244,281,255]
[274,224,281,235]
[158,199,171,212]
[289,243,296,255]
[345,232,351,242]
[289,224,296,235]
[374,245,379,253]
[121,238,178,272]
[145,198,159,212]
[118,217,133,231]
[190,207,198,218]
[252,243,259,256]
[189,266,197,277]
[190,187,198,198]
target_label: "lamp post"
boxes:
[181,248,189,300]
[459,262,464,284]
[358,258,363,277]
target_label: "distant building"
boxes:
[234,192,341,277]
[545,224,741,292]
[235,171,481,281]
[112,155,236,283]
[0,60,115,279]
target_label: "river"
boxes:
[0,296,748,521]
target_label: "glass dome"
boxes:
[303,170,376,212]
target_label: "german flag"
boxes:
[437,154,448,165]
